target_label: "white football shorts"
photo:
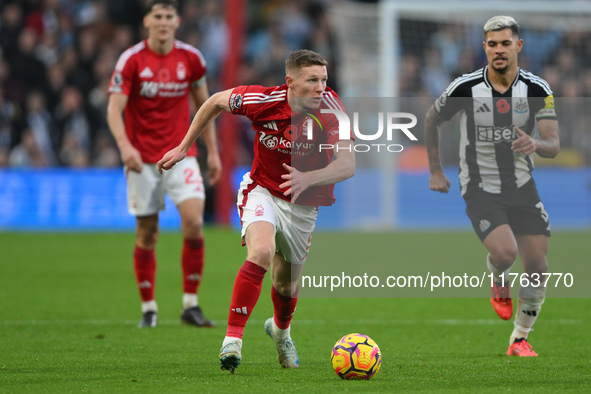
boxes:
[126,156,205,216]
[236,172,318,265]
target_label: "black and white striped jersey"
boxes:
[435,66,557,195]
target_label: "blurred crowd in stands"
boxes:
[0,0,589,169]
[398,20,591,165]
[0,0,335,168]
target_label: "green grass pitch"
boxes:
[1,229,590,392]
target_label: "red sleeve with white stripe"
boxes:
[108,44,141,96]
[228,85,285,119]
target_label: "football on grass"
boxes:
[331,333,381,380]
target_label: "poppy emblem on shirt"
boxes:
[158,68,170,82]
[496,99,510,114]
[284,125,297,141]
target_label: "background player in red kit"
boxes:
[107,0,221,328]
[158,49,355,372]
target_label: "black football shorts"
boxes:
[463,179,551,242]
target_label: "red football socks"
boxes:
[226,260,267,339]
[133,246,156,302]
[272,285,298,329]
[182,237,204,294]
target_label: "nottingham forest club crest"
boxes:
[176,62,186,80]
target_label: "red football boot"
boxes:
[507,338,538,357]
[491,280,513,320]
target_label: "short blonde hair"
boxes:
[484,16,519,37]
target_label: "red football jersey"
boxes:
[229,84,350,207]
[108,40,206,163]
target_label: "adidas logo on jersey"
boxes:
[139,67,154,78]
[231,307,248,314]
[262,121,278,131]
[476,103,491,113]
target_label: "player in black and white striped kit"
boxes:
[425,16,560,357]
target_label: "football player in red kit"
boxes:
[107,0,221,328]
[159,49,355,372]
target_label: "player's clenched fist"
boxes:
[429,170,450,193]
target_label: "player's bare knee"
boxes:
[247,244,275,268]
[490,248,517,270]
[181,218,203,239]
[136,224,159,248]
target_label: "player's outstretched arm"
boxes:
[425,105,451,193]
[279,139,355,202]
[158,89,233,173]
[511,120,560,158]
[190,82,222,185]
